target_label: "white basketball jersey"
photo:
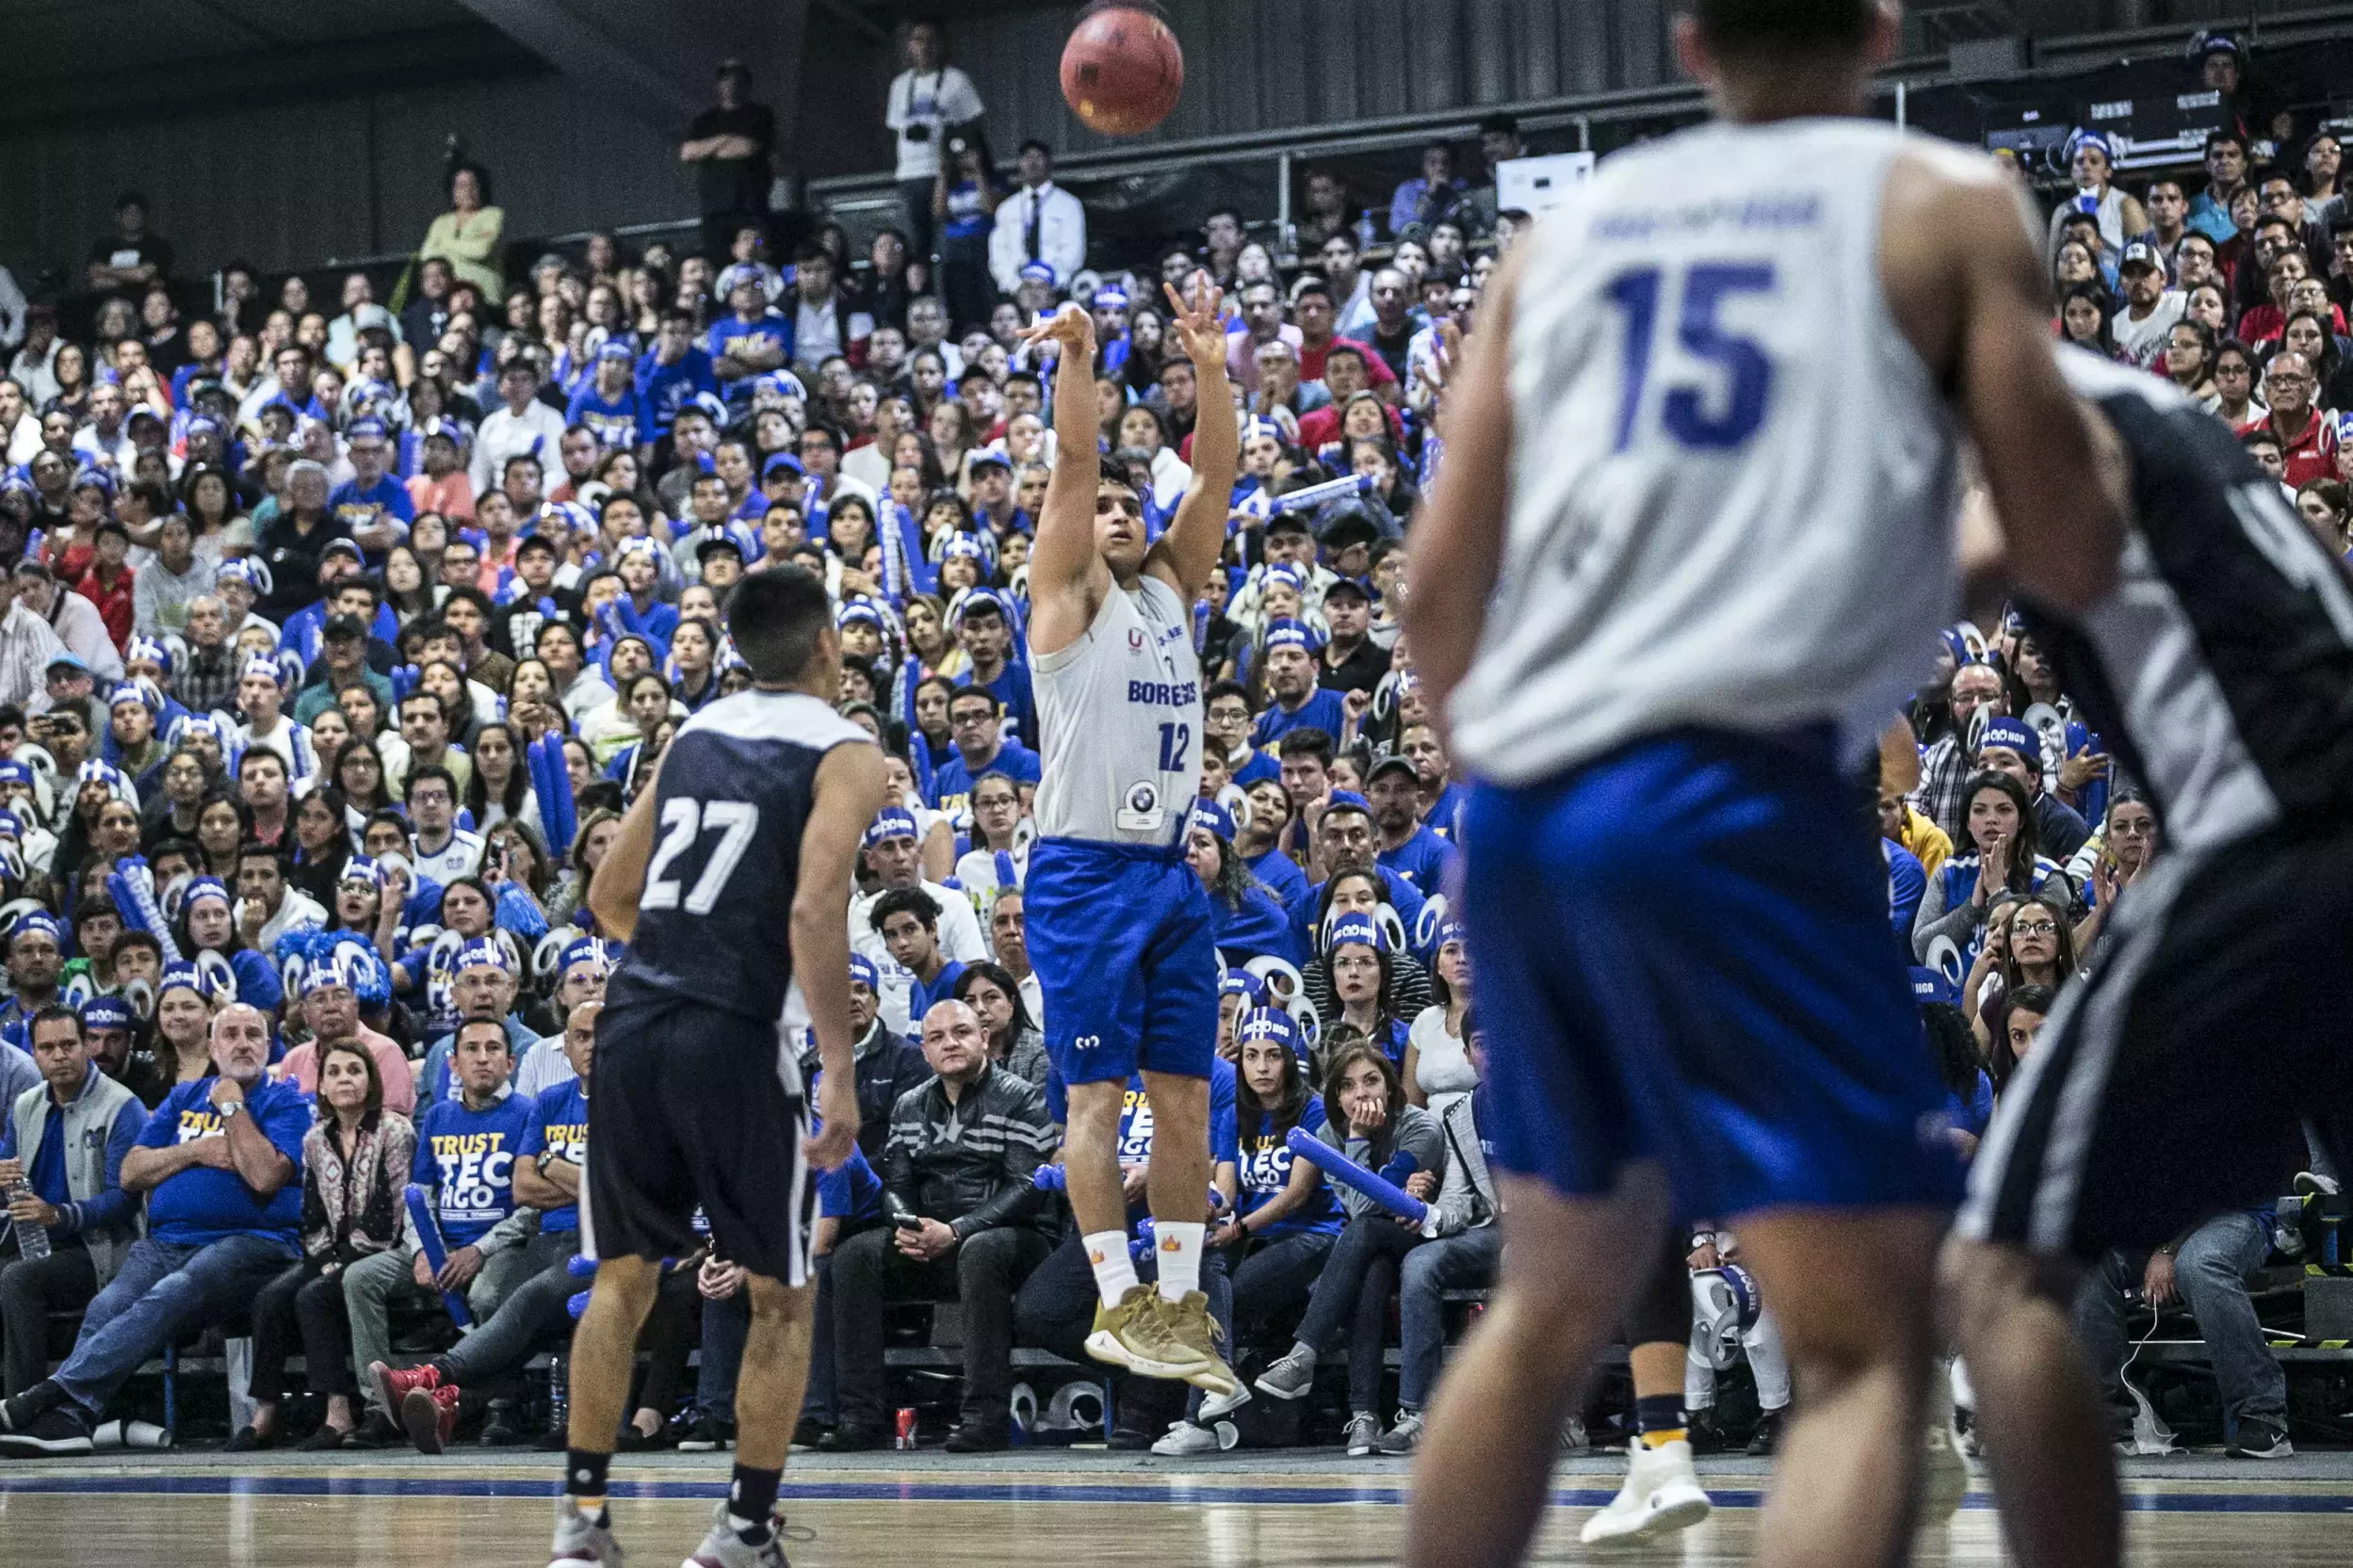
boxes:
[1451,118,1963,786]
[1031,574,1202,849]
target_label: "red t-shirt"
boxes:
[1297,335,1396,388]
[77,564,133,650]
[2238,410,2341,488]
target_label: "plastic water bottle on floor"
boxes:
[7,1180,47,1259]
[547,1354,568,1438]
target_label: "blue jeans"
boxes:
[1398,1227,1501,1410]
[2074,1208,2283,1432]
[1295,1215,1426,1414]
[52,1234,298,1419]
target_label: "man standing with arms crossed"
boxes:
[1015,277,1241,1398]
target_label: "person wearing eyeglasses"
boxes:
[2237,349,2339,486]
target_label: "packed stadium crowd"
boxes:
[0,20,2341,1467]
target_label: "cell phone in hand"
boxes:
[893,1214,923,1231]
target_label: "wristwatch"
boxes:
[219,1100,245,1120]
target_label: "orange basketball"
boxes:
[1060,7,1184,136]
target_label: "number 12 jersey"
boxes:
[1451,118,1964,788]
[608,688,875,1025]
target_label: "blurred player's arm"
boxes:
[1883,150,2123,614]
[1402,244,1524,752]
[797,739,892,1171]
[1147,273,1239,601]
[1019,303,1110,654]
[586,752,665,942]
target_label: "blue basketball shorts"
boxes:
[1462,727,1964,1221]
[1025,836,1219,1087]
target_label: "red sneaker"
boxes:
[401,1382,462,1455]
[368,1359,441,1424]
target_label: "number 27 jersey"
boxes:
[609,688,875,1025]
[1031,574,1202,850]
[1451,118,1963,788]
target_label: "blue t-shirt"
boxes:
[566,384,655,451]
[136,1077,311,1248]
[818,1145,885,1225]
[928,739,1044,817]
[1230,749,1280,789]
[1233,1095,1342,1238]
[412,1090,539,1247]
[1422,780,1471,843]
[1885,839,1925,939]
[1209,883,1306,967]
[633,348,720,435]
[1245,847,1310,912]
[1048,1059,1238,1212]
[1377,824,1460,895]
[1253,688,1348,750]
[960,662,1038,750]
[327,474,414,535]
[907,960,968,1026]
[1944,1071,1995,1142]
[706,313,795,386]
[518,1079,590,1233]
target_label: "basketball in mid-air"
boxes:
[1060,6,1184,136]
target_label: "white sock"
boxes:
[1085,1231,1139,1309]
[1155,1221,1205,1302]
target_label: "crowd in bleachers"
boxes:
[0,20,2342,1463]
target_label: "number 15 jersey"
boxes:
[1031,574,1203,850]
[608,688,875,1025]
[1451,119,1964,788]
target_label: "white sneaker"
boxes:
[1923,1417,1970,1522]
[1199,1382,1253,1422]
[1150,1419,1239,1456]
[547,1496,625,1566]
[1579,1438,1712,1545]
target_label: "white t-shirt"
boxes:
[1407,1005,1475,1115]
[885,67,985,182]
[2111,292,2187,371]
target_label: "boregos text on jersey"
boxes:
[1032,575,1204,849]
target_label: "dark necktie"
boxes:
[1025,190,1044,264]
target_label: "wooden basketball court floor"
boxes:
[3,1449,2349,1566]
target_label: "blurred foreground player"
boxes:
[1399,4,2123,1565]
[1950,351,2353,1568]
[549,566,886,1568]
[1014,278,1241,1398]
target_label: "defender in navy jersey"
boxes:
[1398,7,2126,1567]
[1016,278,1242,1398]
[1950,352,2353,1568]
[552,567,887,1568]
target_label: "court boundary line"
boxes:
[1,1472,2349,1513]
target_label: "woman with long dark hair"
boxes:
[668,617,722,714]
[462,720,538,835]
[172,871,284,1012]
[1184,801,1299,967]
[238,1040,413,1450]
[1403,923,1474,1112]
[951,961,1047,1084]
[2072,789,2161,952]
[332,737,397,844]
[1249,1042,1444,1456]
[1914,770,2077,972]
[287,786,352,909]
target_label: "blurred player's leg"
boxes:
[1583,1225,1709,1546]
[1404,1167,1663,1568]
[677,1271,817,1568]
[1942,1236,2118,1568]
[1733,1209,1943,1568]
[553,1254,661,1566]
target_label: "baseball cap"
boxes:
[1323,574,1371,605]
[696,533,745,564]
[1366,753,1418,786]
[965,447,1011,475]
[2118,241,2164,276]
[762,452,805,479]
[1978,716,2041,767]
[44,650,89,676]
[320,538,365,564]
[1322,789,1371,821]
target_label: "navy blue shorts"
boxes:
[1026,836,1218,1087]
[1463,728,1963,1221]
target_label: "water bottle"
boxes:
[1356,210,1378,251]
[7,1179,47,1260]
[546,1352,568,1436]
